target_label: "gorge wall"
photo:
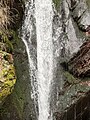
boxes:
[0,0,90,120]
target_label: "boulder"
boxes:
[0,50,16,106]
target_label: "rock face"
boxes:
[68,40,90,77]
[51,0,90,119]
[57,91,90,120]
[0,50,16,106]
[0,0,90,120]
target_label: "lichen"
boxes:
[0,50,16,105]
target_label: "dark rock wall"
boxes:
[60,91,90,120]
[51,0,90,118]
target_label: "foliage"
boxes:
[0,51,16,105]
[0,1,13,30]
[64,71,80,84]
[0,0,23,30]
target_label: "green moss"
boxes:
[0,79,16,104]
[64,71,80,84]
[0,30,24,118]
[0,29,20,53]
[4,79,16,87]
[0,87,11,103]
[11,30,19,41]
[53,0,61,10]
[86,0,90,9]
[12,91,25,119]
[0,51,16,105]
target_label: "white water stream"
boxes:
[35,0,53,120]
[21,0,53,120]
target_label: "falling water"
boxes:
[35,0,53,120]
[21,0,53,120]
[21,0,38,117]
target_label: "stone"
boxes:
[0,50,16,106]
[68,40,90,77]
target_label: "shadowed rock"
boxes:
[68,40,90,77]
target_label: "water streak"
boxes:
[21,0,38,116]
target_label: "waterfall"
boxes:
[21,0,38,117]
[35,0,53,120]
[21,0,53,120]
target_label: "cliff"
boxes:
[0,0,90,120]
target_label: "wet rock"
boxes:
[68,40,90,77]
[58,91,90,120]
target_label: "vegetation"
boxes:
[0,51,16,105]
[0,31,13,52]
[0,0,24,52]
[0,0,14,30]
[53,0,61,10]
[64,71,80,84]
[86,0,90,8]
[0,0,21,107]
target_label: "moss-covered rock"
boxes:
[0,37,37,120]
[0,50,16,106]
